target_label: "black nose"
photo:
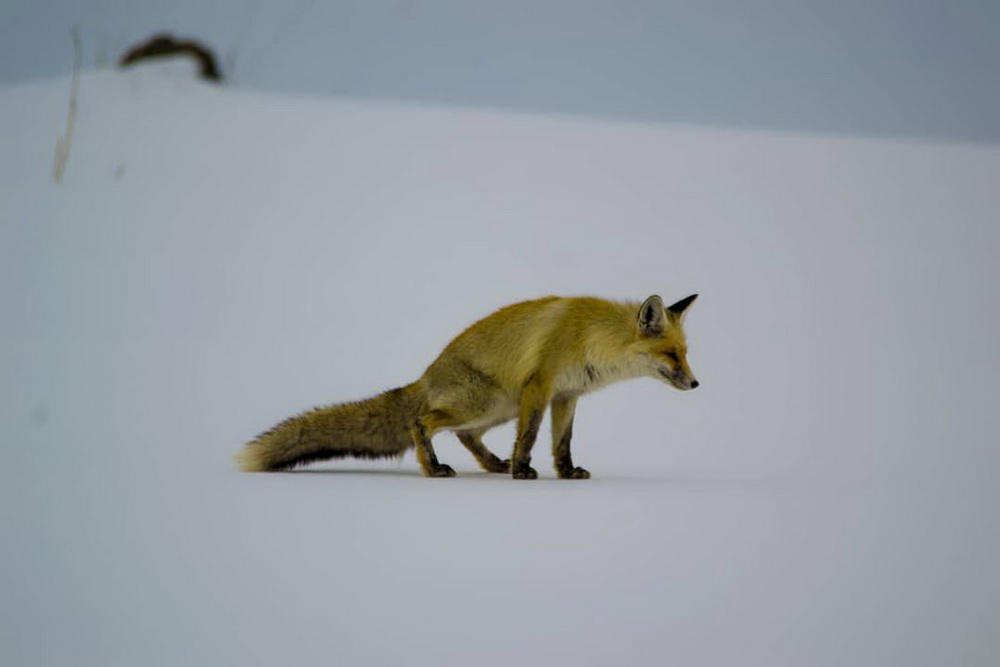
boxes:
[690,380,700,389]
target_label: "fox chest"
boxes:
[553,361,637,396]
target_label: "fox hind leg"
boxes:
[456,430,510,473]
[412,410,458,477]
[421,365,512,476]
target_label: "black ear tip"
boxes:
[667,293,698,314]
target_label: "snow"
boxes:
[2,61,998,665]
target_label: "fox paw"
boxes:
[512,464,538,480]
[558,466,591,480]
[484,457,512,474]
[427,464,456,478]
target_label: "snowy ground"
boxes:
[2,62,998,665]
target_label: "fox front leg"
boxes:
[551,395,590,479]
[511,408,542,479]
[511,378,551,479]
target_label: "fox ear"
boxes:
[666,294,698,323]
[638,295,666,336]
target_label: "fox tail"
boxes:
[236,383,423,472]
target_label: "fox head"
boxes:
[633,294,699,391]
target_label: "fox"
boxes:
[236,294,699,479]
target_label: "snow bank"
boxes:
[3,62,998,665]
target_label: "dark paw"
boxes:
[512,464,538,480]
[427,464,456,478]
[485,458,512,474]
[558,466,591,480]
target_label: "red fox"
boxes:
[237,294,699,479]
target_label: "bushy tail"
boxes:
[236,383,424,472]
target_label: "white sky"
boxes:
[1,0,998,141]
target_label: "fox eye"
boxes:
[665,351,680,363]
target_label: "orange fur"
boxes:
[238,294,699,478]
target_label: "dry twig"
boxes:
[53,26,82,184]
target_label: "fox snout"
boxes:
[678,377,700,391]
[657,368,700,391]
